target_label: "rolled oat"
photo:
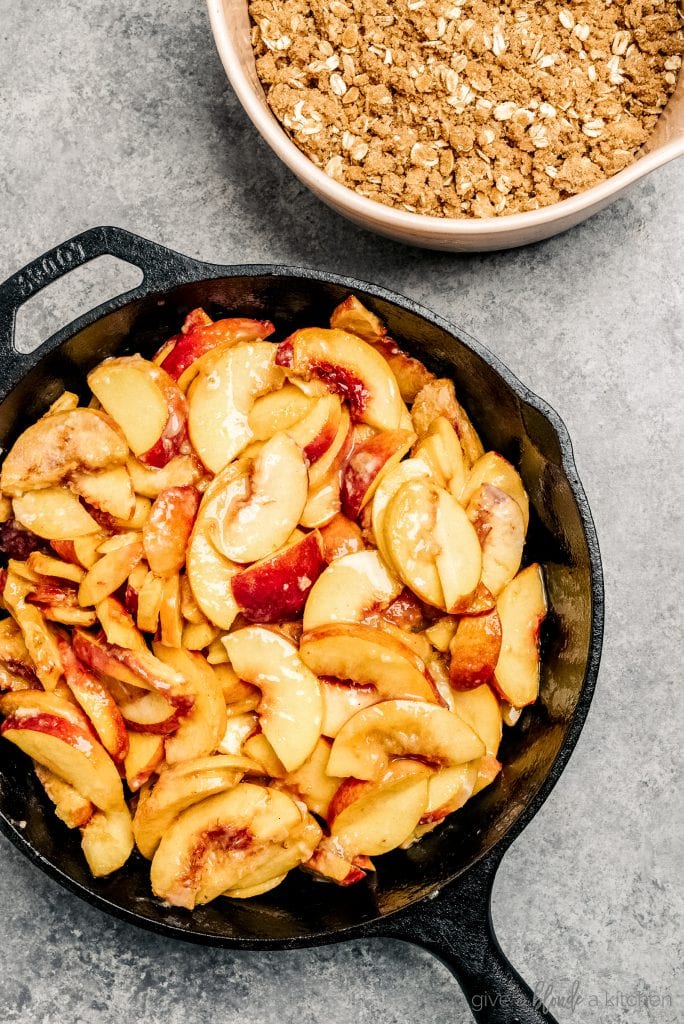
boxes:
[249,0,682,218]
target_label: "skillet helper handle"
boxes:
[380,855,559,1024]
[0,226,197,362]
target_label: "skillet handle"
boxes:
[377,853,559,1024]
[0,226,200,364]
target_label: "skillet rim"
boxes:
[0,258,604,949]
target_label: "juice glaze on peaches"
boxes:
[0,294,546,906]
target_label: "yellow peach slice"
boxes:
[302,550,402,631]
[13,488,100,540]
[467,484,525,597]
[152,646,227,764]
[461,451,530,530]
[492,564,547,707]
[81,806,134,877]
[223,626,322,772]
[327,699,485,781]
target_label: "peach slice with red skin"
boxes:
[57,636,129,763]
[299,622,438,704]
[327,698,485,781]
[204,434,309,565]
[460,451,530,531]
[124,732,165,791]
[302,841,369,887]
[276,328,404,431]
[371,340,435,403]
[158,316,275,381]
[187,341,284,474]
[142,486,201,577]
[88,357,189,469]
[329,295,387,342]
[222,626,322,772]
[341,429,415,520]
[411,378,484,468]
[3,571,63,690]
[492,563,547,707]
[0,409,128,497]
[449,608,503,691]
[72,630,193,713]
[151,645,227,764]
[0,690,125,812]
[466,484,525,597]
[69,465,136,522]
[302,550,402,632]
[149,783,318,908]
[231,530,326,623]
[133,754,253,858]
[328,769,430,858]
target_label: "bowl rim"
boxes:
[0,247,605,948]
[207,0,684,238]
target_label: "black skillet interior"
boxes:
[0,230,602,963]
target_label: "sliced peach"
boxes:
[160,316,275,382]
[159,574,183,647]
[382,478,443,607]
[44,390,79,416]
[72,630,191,708]
[341,429,415,521]
[212,664,259,712]
[33,761,92,831]
[299,622,437,703]
[57,636,129,763]
[124,732,165,791]
[149,784,315,908]
[451,685,502,757]
[300,473,341,529]
[69,466,136,521]
[303,841,370,886]
[411,378,484,467]
[133,754,251,858]
[188,341,284,473]
[72,533,107,569]
[217,712,258,755]
[222,626,322,772]
[286,394,342,465]
[320,680,379,738]
[471,754,502,795]
[449,608,502,691]
[492,564,547,707]
[152,645,227,764]
[425,616,458,653]
[303,550,402,631]
[329,295,387,342]
[136,571,165,634]
[461,451,530,530]
[96,595,146,651]
[0,690,124,811]
[327,699,485,781]
[248,384,314,440]
[142,486,201,576]
[467,484,525,597]
[186,522,239,630]
[88,357,188,467]
[329,772,429,857]
[0,409,128,496]
[224,873,288,899]
[13,488,100,540]
[370,458,431,567]
[412,416,467,498]
[81,806,134,877]
[277,328,404,430]
[280,737,341,818]
[318,513,364,562]
[127,454,203,499]
[26,551,85,585]
[205,434,308,564]
[231,530,325,623]
[371,340,435,403]
[78,537,143,607]
[308,407,352,490]
[3,572,63,689]
[182,621,219,651]
[34,762,94,828]
[421,762,479,823]
[242,732,286,778]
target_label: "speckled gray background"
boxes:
[0,2,682,1022]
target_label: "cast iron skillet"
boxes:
[0,227,603,1024]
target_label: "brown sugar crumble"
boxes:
[249,0,683,217]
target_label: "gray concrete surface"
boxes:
[0,2,682,1022]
